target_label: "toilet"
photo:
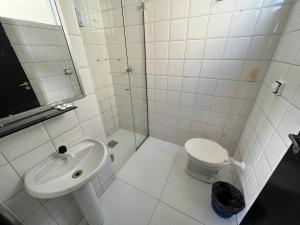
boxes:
[184,138,230,184]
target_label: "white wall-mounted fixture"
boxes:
[24,139,108,225]
[271,80,286,96]
[75,7,85,27]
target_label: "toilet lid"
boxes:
[185,138,228,165]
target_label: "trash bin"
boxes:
[211,181,245,218]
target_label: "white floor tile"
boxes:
[107,128,147,172]
[144,137,183,154]
[117,145,177,198]
[149,202,204,225]
[99,179,157,225]
[160,155,237,225]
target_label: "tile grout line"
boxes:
[157,150,181,200]
[158,200,207,225]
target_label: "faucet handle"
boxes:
[58,145,67,154]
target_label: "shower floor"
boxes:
[106,128,146,172]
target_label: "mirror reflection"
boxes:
[0,17,83,118]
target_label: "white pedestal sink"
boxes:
[24,139,108,225]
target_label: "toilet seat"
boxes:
[185,138,228,165]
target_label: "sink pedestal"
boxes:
[72,182,105,225]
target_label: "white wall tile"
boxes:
[189,0,211,17]
[264,132,287,170]
[0,124,50,161]
[197,79,217,95]
[0,164,23,202]
[215,80,237,97]
[195,95,213,110]
[212,97,232,113]
[249,140,263,166]
[185,40,205,59]
[81,115,105,139]
[44,111,79,139]
[219,60,244,80]
[229,10,259,37]
[181,93,196,107]
[23,207,54,225]
[155,76,168,90]
[154,21,169,41]
[277,104,300,146]
[182,78,198,93]
[168,77,182,91]
[206,13,232,38]
[187,17,208,40]
[183,60,202,77]
[282,65,300,101]
[247,36,280,60]
[11,141,55,177]
[203,39,226,59]
[168,60,184,76]
[210,0,236,14]
[154,42,168,59]
[74,94,100,122]
[43,195,72,218]
[234,2,300,219]
[0,153,7,167]
[200,60,221,79]
[208,112,228,127]
[5,190,41,221]
[154,0,171,21]
[223,37,251,59]
[254,154,272,190]
[52,126,83,148]
[170,19,187,40]
[254,5,291,35]
[169,41,185,59]
[171,0,190,19]
[235,0,263,10]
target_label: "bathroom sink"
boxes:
[24,138,108,199]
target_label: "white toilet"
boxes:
[184,138,230,183]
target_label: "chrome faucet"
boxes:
[56,145,75,160]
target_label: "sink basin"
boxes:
[25,138,108,225]
[25,138,107,198]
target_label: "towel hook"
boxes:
[288,133,300,154]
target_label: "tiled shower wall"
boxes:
[0,0,115,224]
[73,0,149,137]
[145,0,293,154]
[234,0,300,223]
[73,0,120,136]
[97,0,149,135]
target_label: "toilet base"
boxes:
[185,167,217,184]
[185,158,222,184]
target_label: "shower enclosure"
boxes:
[73,0,148,171]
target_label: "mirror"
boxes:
[0,16,83,120]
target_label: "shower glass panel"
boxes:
[122,1,148,147]
[73,0,148,172]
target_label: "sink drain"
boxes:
[72,170,83,178]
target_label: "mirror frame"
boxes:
[0,0,86,127]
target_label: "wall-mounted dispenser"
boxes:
[271,80,286,96]
[75,8,85,27]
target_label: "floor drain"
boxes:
[72,170,83,178]
[107,140,118,148]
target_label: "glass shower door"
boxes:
[74,0,148,172]
[122,1,148,147]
